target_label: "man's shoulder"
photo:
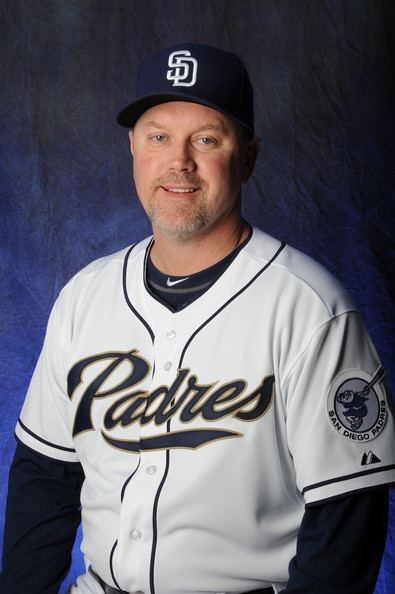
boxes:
[58,236,151,300]
[246,227,357,316]
[72,237,150,280]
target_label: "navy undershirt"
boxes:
[145,227,251,311]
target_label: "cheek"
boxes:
[133,156,157,188]
[214,158,243,191]
[133,164,153,209]
[202,156,235,185]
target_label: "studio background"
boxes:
[1,1,394,592]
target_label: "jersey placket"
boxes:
[115,309,189,593]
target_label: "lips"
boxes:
[160,182,199,198]
[154,175,203,196]
[161,185,198,194]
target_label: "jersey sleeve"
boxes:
[15,291,78,462]
[283,310,395,505]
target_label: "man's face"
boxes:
[129,101,257,240]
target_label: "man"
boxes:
[1,43,394,594]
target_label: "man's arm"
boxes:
[281,488,389,593]
[0,441,84,594]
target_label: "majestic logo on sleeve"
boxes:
[167,50,198,87]
[327,366,387,442]
[67,350,274,453]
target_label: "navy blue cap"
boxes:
[117,43,254,135]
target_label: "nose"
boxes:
[168,140,196,172]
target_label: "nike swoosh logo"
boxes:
[166,277,189,287]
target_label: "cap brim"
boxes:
[116,93,254,135]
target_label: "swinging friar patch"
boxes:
[327,366,388,442]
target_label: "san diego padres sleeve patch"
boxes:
[327,366,387,442]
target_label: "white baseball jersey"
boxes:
[16,227,395,594]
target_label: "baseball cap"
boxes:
[117,43,254,135]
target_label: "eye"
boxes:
[196,136,217,147]
[150,134,167,143]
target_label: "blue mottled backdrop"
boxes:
[0,1,394,592]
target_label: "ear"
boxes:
[241,136,260,183]
[128,129,134,157]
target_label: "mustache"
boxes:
[152,174,206,188]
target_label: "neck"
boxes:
[149,219,249,276]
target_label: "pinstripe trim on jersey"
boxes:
[305,482,394,507]
[120,458,141,502]
[150,447,171,594]
[122,242,155,343]
[109,539,122,590]
[302,464,395,494]
[148,240,286,593]
[17,418,76,453]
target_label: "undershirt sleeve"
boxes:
[0,441,84,594]
[280,488,389,593]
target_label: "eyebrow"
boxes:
[143,121,226,133]
[144,121,165,129]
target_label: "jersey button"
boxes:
[164,361,172,371]
[166,329,176,340]
[146,465,157,475]
[130,529,142,541]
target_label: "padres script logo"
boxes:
[67,350,274,452]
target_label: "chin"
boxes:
[150,206,212,239]
[152,215,211,239]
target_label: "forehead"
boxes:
[134,101,237,133]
